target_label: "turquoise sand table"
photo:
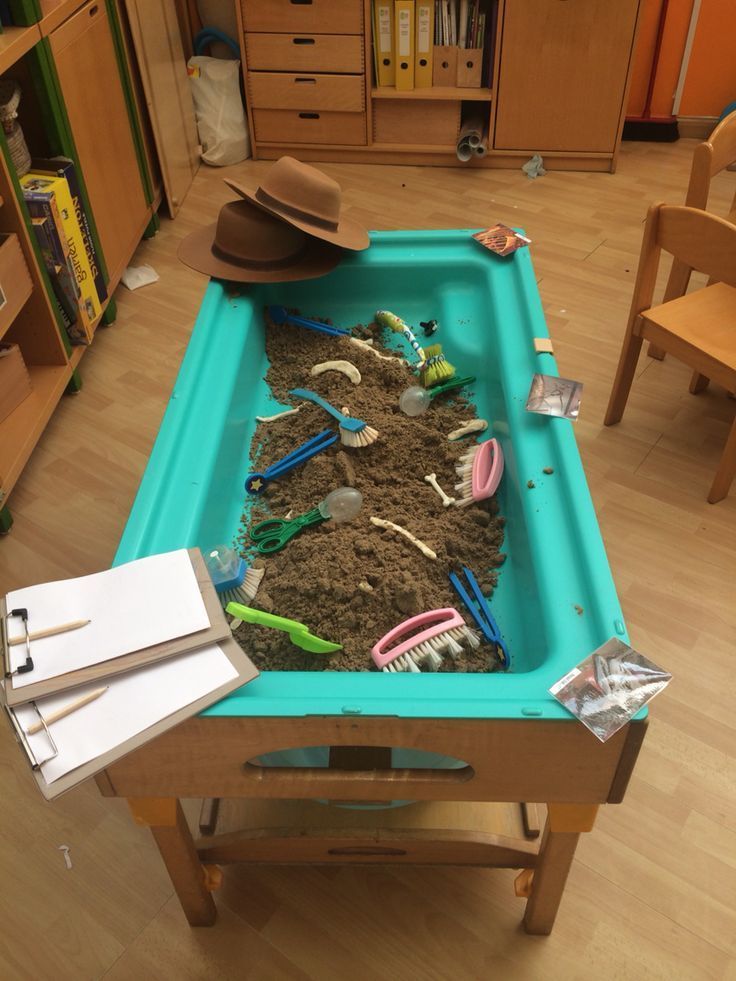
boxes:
[116,229,630,719]
[104,231,647,934]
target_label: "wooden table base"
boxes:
[128,796,599,936]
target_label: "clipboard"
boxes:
[2,549,231,707]
[2,634,258,800]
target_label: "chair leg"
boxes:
[708,414,736,504]
[605,330,645,426]
[647,342,666,361]
[689,371,709,394]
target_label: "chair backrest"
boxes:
[657,205,736,286]
[629,204,736,319]
[685,109,736,214]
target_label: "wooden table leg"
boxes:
[523,803,598,935]
[128,797,217,927]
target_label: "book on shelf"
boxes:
[21,172,101,342]
[31,157,108,309]
[30,214,87,347]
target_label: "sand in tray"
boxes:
[232,314,506,673]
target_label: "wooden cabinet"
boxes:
[49,0,150,288]
[494,0,640,154]
[238,0,641,170]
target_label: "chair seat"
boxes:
[641,282,736,372]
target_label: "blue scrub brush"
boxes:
[205,546,264,609]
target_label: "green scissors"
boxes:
[250,507,326,554]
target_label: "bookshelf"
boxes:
[238,0,642,172]
[0,0,160,533]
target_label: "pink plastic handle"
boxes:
[473,438,504,501]
[371,607,466,669]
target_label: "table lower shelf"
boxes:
[186,798,543,869]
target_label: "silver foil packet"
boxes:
[549,638,672,742]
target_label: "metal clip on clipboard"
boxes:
[2,607,34,677]
[3,700,59,770]
[2,608,58,770]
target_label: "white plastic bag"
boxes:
[187,56,250,166]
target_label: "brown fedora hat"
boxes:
[225,156,369,252]
[178,196,342,282]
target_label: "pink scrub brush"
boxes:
[454,438,504,507]
[371,608,480,672]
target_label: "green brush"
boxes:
[226,602,342,654]
[419,343,456,388]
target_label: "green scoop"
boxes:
[226,603,342,654]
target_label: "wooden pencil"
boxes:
[9,619,91,646]
[26,686,108,735]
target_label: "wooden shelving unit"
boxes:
[0,0,160,531]
[239,0,642,172]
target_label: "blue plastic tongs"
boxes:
[245,428,338,494]
[268,305,352,338]
[449,565,510,668]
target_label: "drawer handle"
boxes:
[291,0,313,5]
[89,3,98,13]
[295,77,317,84]
[293,37,316,45]
[299,112,320,119]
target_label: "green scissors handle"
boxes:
[250,506,326,554]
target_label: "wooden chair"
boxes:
[648,109,736,377]
[604,203,736,503]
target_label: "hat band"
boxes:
[255,187,339,233]
[212,239,308,270]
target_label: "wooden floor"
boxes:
[1,141,735,980]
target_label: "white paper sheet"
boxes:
[7,550,210,687]
[15,644,238,784]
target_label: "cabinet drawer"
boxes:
[253,109,367,145]
[0,234,32,339]
[248,72,364,111]
[373,100,460,145]
[242,0,363,35]
[245,33,364,73]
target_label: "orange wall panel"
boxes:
[679,1,736,116]
[627,0,693,118]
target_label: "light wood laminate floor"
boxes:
[1,141,735,980]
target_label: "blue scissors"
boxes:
[250,507,326,554]
[449,565,510,669]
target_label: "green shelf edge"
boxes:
[105,0,155,207]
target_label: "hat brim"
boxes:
[225,178,370,252]
[177,221,343,282]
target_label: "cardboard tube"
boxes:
[456,138,473,162]
[458,113,484,148]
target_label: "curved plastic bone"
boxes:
[348,336,407,364]
[255,406,301,423]
[369,516,437,560]
[447,419,488,441]
[310,360,362,385]
[424,472,455,507]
